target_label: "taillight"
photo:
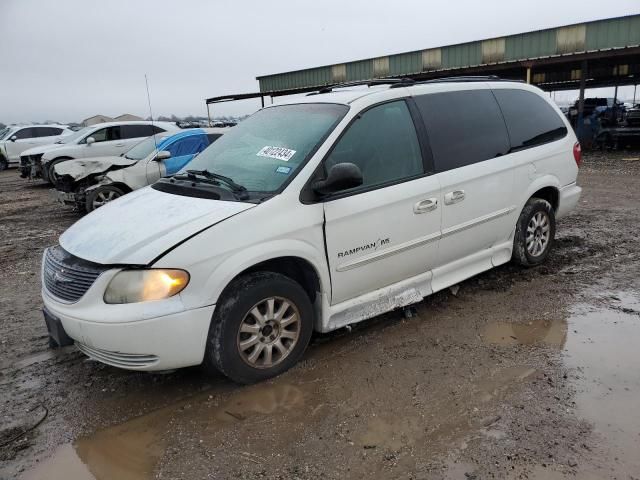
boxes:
[573,142,582,167]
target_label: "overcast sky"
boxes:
[1,0,639,124]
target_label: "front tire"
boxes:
[46,158,71,184]
[204,272,314,384]
[85,185,125,212]
[0,156,8,171]
[512,197,556,267]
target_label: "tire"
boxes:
[512,197,556,267]
[46,158,71,185]
[85,185,125,212]
[204,272,314,384]
[0,156,8,171]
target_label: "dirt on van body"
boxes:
[1,150,640,480]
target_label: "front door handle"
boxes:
[114,143,125,147]
[444,190,465,205]
[414,197,438,214]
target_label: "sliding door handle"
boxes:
[444,190,465,205]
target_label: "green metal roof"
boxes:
[256,14,640,93]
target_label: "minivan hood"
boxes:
[55,155,134,180]
[59,187,254,265]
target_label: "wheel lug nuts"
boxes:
[270,335,276,340]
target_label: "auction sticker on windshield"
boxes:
[257,146,297,162]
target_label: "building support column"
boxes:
[206,103,211,127]
[577,60,588,144]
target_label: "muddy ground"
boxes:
[1,151,639,480]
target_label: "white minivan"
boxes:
[41,78,582,384]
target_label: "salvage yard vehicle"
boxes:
[19,121,178,183]
[0,124,72,170]
[52,128,228,212]
[41,77,582,384]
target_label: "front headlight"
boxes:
[104,269,190,304]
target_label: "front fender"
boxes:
[196,239,330,308]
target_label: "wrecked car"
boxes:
[52,128,227,212]
[20,121,179,184]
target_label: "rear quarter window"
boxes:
[493,89,567,151]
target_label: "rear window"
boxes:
[493,89,567,151]
[120,124,156,139]
[414,90,510,172]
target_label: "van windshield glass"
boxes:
[181,103,348,193]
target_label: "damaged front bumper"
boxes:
[50,189,82,206]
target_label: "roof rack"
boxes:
[390,75,523,88]
[307,78,415,96]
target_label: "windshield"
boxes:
[124,134,170,160]
[56,126,93,144]
[181,103,348,193]
[0,127,13,141]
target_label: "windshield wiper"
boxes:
[182,169,247,193]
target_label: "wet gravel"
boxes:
[1,150,639,479]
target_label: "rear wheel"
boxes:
[204,272,314,384]
[86,185,125,212]
[512,197,556,267]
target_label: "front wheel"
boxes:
[204,272,314,384]
[512,197,556,267]
[0,156,8,171]
[85,185,125,212]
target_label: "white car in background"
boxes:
[20,121,179,183]
[0,125,72,170]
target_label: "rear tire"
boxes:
[512,197,556,267]
[85,185,125,212]
[204,272,314,384]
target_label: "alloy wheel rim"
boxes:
[93,190,119,208]
[526,211,550,257]
[237,296,301,369]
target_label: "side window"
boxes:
[493,89,568,151]
[165,136,208,157]
[152,125,166,134]
[324,100,423,190]
[14,128,35,139]
[415,90,510,172]
[107,126,122,141]
[33,127,58,137]
[207,133,222,144]
[121,124,155,139]
[88,128,108,142]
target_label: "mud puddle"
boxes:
[22,381,313,480]
[482,318,567,348]
[561,295,640,478]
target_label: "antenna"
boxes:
[145,74,159,151]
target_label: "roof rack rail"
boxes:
[307,78,415,96]
[390,75,523,88]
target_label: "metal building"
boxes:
[255,14,640,95]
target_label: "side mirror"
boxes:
[10,135,17,142]
[155,150,171,161]
[312,162,363,196]
[86,136,95,145]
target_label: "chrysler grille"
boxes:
[43,246,107,302]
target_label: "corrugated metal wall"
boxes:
[257,14,640,93]
[586,15,640,50]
